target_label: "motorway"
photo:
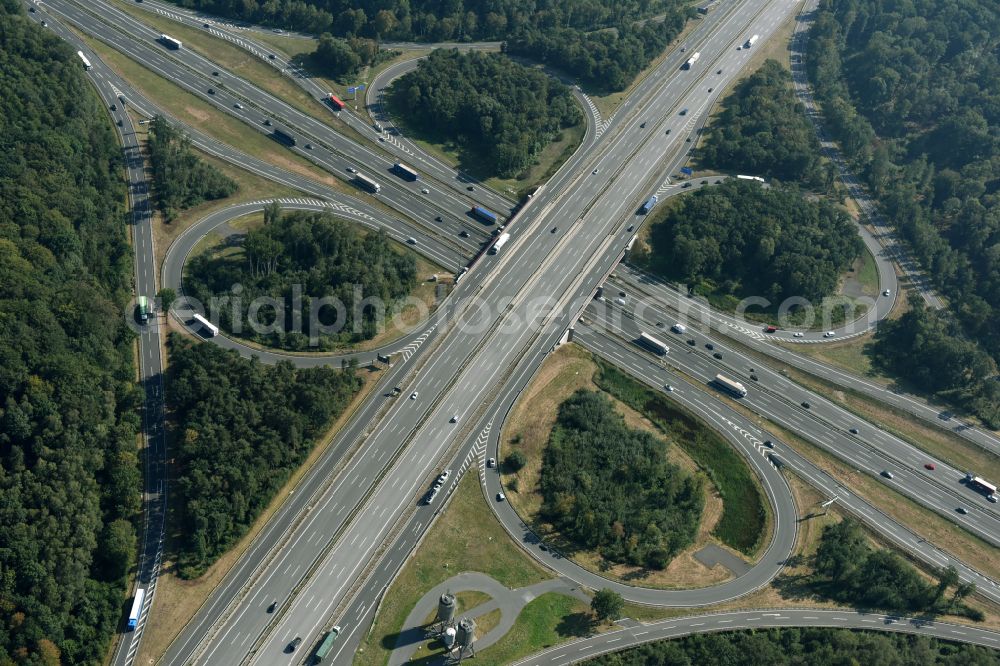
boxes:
[30,0,1000,663]
[583,299,1000,544]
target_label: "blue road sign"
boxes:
[680,166,693,175]
[347,84,366,94]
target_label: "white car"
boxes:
[234,103,244,109]
[824,331,836,338]
[496,492,506,502]
[665,384,674,392]
[615,297,626,306]
[347,167,358,174]
[487,457,496,468]
[437,469,451,484]
[421,188,430,194]
[793,332,804,337]
[410,391,418,400]
[883,289,891,296]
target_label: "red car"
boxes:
[924,463,936,470]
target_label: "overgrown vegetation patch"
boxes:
[540,391,704,569]
[593,361,767,556]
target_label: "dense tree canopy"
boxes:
[810,519,980,619]
[147,116,237,222]
[0,6,141,663]
[388,50,582,177]
[165,0,689,91]
[808,0,1000,424]
[540,390,703,570]
[644,179,862,303]
[870,297,1000,426]
[186,208,417,350]
[588,627,1000,665]
[166,334,363,577]
[698,60,827,188]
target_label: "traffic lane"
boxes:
[49,0,498,243]
[512,609,1000,665]
[612,263,1000,454]
[586,303,1000,544]
[575,324,1000,607]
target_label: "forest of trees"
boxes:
[166,334,362,578]
[166,0,689,91]
[588,627,1000,665]
[807,0,1000,424]
[698,60,828,188]
[809,519,981,620]
[185,206,417,350]
[642,179,862,304]
[388,50,582,177]
[147,116,237,223]
[870,297,1000,426]
[0,6,141,663]
[539,390,703,570]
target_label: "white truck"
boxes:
[684,52,701,69]
[488,232,510,255]
[745,34,759,49]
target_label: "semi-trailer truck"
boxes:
[488,232,510,254]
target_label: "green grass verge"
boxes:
[470,594,595,666]
[353,474,551,666]
[593,360,768,557]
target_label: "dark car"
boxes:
[957,507,969,515]
[665,129,671,135]
[467,185,475,191]
[551,226,558,233]
[849,427,859,435]
[682,182,692,187]
[687,339,696,346]
[459,230,469,238]
[640,122,646,128]
[680,108,688,115]
[705,343,714,350]
[713,352,723,359]
[764,440,774,448]
[268,53,277,59]
[717,69,723,74]
[267,600,277,613]
[750,374,758,381]
[801,401,811,409]
[207,88,215,95]
[212,71,219,76]
[627,225,634,232]
[286,637,302,652]
[263,119,272,126]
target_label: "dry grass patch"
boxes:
[501,344,748,589]
[475,608,503,637]
[138,366,383,663]
[354,473,550,666]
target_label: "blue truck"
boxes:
[640,195,659,214]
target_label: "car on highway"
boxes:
[437,470,451,484]
[263,119,272,126]
[881,470,894,479]
[268,53,276,59]
[551,227,558,233]
[449,415,459,423]
[680,108,688,115]
[627,225,635,232]
[267,600,278,613]
[615,297,626,306]
[640,122,646,128]
[286,637,302,652]
[883,289,891,296]
[421,188,430,194]
[467,185,475,191]
[407,237,417,244]
[683,181,692,187]
[713,352,723,359]
[212,71,219,76]
[793,332,804,337]
[705,343,714,350]
[347,166,357,173]
[496,492,506,502]
[459,230,470,237]
[207,88,215,95]
[708,87,713,92]
[801,401,811,409]
[849,427,859,435]
[824,331,836,337]
[203,23,211,28]
[988,495,998,503]
[957,506,968,515]
[592,169,599,175]
[234,103,243,109]
[924,463,936,470]
[749,373,758,381]
[717,69,723,74]
[665,384,674,392]
[665,129,671,135]
[410,391,418,400]
[764,440,774,448]
[680,46,687,52]
[487,457,496,468]
[687,339,696,346]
